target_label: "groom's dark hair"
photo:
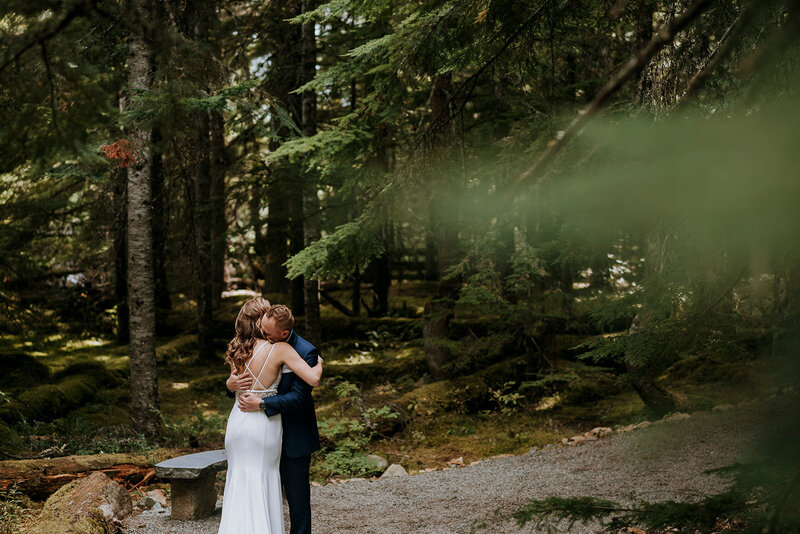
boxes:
[266,304,294,332]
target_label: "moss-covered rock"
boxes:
[25,472,131,534]
[25,508,112,534]
[0,419,23,452]
[0,352,50,393]
[52,361,125,386]
[0,365,124,424]
[394,356,528,417]
[156,335,198,363]
[190,373,228,392]
[67,404,130,430]
[325,347,427,388]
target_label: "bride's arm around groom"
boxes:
[236,304,322,534]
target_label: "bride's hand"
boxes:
[238,392,262,413]
[227,371,253,391]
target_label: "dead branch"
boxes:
[515,0,716,188]
[678,1,762,105]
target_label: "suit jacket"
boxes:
[261,331,321,458]
[226,331,321,459]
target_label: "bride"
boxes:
[218,297,323,534]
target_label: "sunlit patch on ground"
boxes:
[535,394,560,411]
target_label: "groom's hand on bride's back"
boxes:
[226,370,253,391]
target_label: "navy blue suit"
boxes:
[227,331,320,534]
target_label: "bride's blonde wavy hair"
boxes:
[225,297,271,373]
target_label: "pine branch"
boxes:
[515,0,716,188]
[0,0,91,76]
[678,0,762,106]
[412,2,551,154]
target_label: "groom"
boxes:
[226,304,321,534]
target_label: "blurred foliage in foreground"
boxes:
[500,91,800,534]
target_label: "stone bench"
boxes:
[154,449,227,519]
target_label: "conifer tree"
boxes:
[125,0,161,436]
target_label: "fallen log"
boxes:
[0,448,183,500]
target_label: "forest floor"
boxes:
[1,289,785,532]
[123,394,789,533]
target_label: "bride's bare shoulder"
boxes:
[273,341,299,356]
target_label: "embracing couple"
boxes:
[219,297,323,534]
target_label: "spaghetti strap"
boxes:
[249,343,276,392]
[243,341,268,373]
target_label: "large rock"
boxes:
[25,471,132,534]
[380,464,408,478]
[367,454,389,471]
[586,427,613,438]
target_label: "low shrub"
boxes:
[314,381,400,479]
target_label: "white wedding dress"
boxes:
[218,343,284,534]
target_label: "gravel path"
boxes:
[123,403,778,534]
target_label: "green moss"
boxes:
[155,335,198,363]
[0,419,23,451]
[5,370,117,424]
[0,353,50,393]
[51,361,124,385]
[67,404,130,430]
[25,483,117,534]
[190,373,228,392]
[324,347,427,388]
[25,509,111,534]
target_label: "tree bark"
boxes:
[265,176,291,294]
[351,267,361,317]
[626,232,677,416]
[423,73,460,380]
[113,166,129,344]
[424,225,439,281]
[125,0,160,436]
[263,0,302,297]
[634,0,656,103]
[193,112,216,362]
[301,0,321,346]
[516,0,714,187]
[210,111,227,310]
[190,1,216,363]
[289,183,306,316]
[0,450,179,499]
[151,126,171,311]
[250,179,266,287]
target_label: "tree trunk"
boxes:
[113,166,129,344]
[301,0,321,346]
[424,223,439,281]
[351,267,361,317]
[635,0,657,104]
[151,126,171,311]
[125,0,161,436]
[423,73,460,380]
[265,176,290,294]
[373,226,392,317]
[194,113,216,362]
[0,450,179,499]
[626,232,677,416]
[251,180,266,287]
[289,183,305,316]
[210,111,227,310]
[263,0,302,297]
[191,2,216,363]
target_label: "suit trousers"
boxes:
[280,454,312,534]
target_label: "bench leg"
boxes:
[170,471,217,520]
